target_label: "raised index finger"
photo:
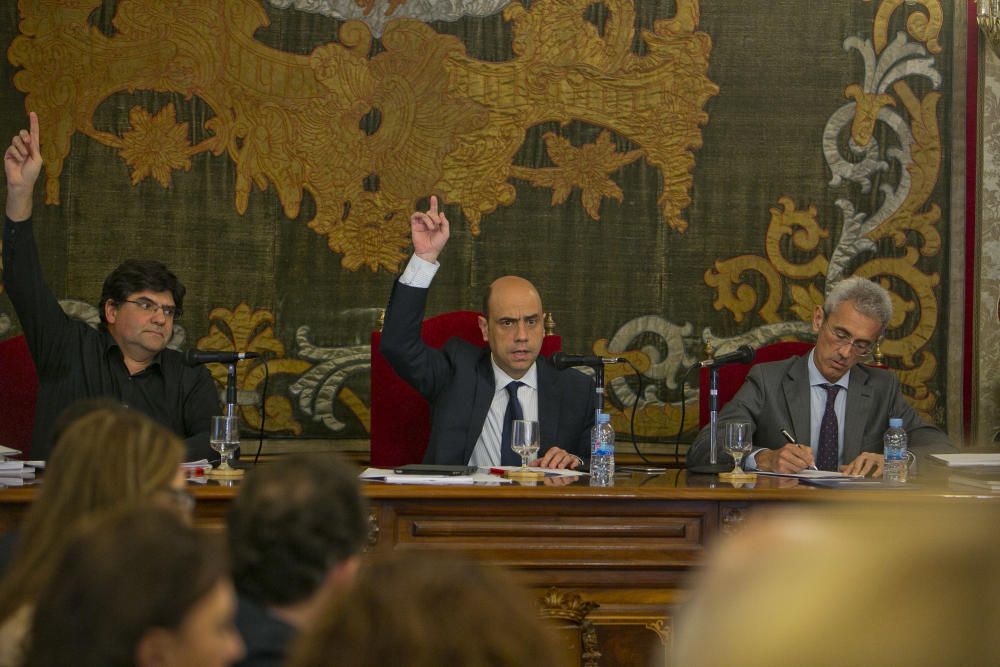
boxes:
[428,194,438,216]
[28,111,40,155]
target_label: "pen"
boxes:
[781,429,819,471]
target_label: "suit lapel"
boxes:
[464,352,496,463]
[783,355,811,445]
[536,360,562,447]
[843,365,873,462]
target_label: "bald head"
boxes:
[482,276,542,320]
[478,276,544,379]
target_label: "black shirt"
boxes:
[2,217,219,460]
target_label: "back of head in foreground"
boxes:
[0,406,185,622]
[287,551,566,667]
[673,502,1000,667]
[25,506,243,667]
[227,452,368,609]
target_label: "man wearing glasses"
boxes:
[3,112,219,459]
[687,276,951,477]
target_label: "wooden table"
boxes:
[1,467,996,665]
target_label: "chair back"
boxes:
[370,311,561,467]
[698,341,814,428]
[0,335,38,455]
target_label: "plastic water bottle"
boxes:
[590,412,615,487]
[883,417,908,484]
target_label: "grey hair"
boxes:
[824,277,893,333]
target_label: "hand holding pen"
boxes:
[780,429,818,471]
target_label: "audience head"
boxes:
[288,551,564,667]
[0,405,186,621]
[812,276,892,382]
[227,453,367,616]
[674,503,1000,666]
[478,275,544,380]
[26,507,244,667]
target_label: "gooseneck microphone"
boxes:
[551,352,626,370]
[697,345,754,369]
[183,349,261,366]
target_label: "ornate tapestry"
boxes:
[0,0,955,443]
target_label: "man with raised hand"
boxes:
[3,112,219,459]
[379,196,594,469]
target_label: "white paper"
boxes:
[930,453,1000,467]
[753,469,857,480]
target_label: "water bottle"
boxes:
[883,417,908,484]
[590,412,615,487]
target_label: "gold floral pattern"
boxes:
[119,104,193,187]
[8,0,716,271]
[196,303,312,434]
[511,131,642,220]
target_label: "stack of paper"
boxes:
[0,461,39,486]
[930,453,1000,467]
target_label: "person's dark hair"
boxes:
[287,552,565,667]
[25,507,227,667]
[98,259,185,329]
[227,454,367,607]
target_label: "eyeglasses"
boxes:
[823,320,875,356]
[122,298,179,319]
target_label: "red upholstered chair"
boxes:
[698,341,814,428]
[0,335,38,456]
[369,311,562,467]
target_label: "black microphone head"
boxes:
[550,351,570,370]
[735,344,755,364]
[182,348,200,366]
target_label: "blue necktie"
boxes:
[500,381,524,466]
[817,384,842,471]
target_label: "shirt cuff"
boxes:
[399,254,439,288]
[745,448,762,470]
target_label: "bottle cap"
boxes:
[597,413,611,424]
[888,417,903,428]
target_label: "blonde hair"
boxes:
[0,407,184,622]
[674,503,1000,666]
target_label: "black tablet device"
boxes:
[392,464,477,476]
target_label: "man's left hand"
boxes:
[532,447,581,470]
[840,452,884,477]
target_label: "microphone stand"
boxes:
[225,362,238,418]
[688,365,732,474]
[593,364,605,418]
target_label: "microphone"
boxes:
[183,349,261,365]
[697,345,755,368]
[551,352,626,370]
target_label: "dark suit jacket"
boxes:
[233,595,295,667]
[687,353,953,468]
[379,281,595,464]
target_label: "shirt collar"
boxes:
[491,357,538,394]
[807,348,849,390]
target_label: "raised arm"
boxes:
[5,111,42,222]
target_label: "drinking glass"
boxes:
[724,422,752,475]
[511,419,540,468]
[210,415,240,473]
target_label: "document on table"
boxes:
[753,469,857,480]
[930,453,1000,467]
[359,467,512,485]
